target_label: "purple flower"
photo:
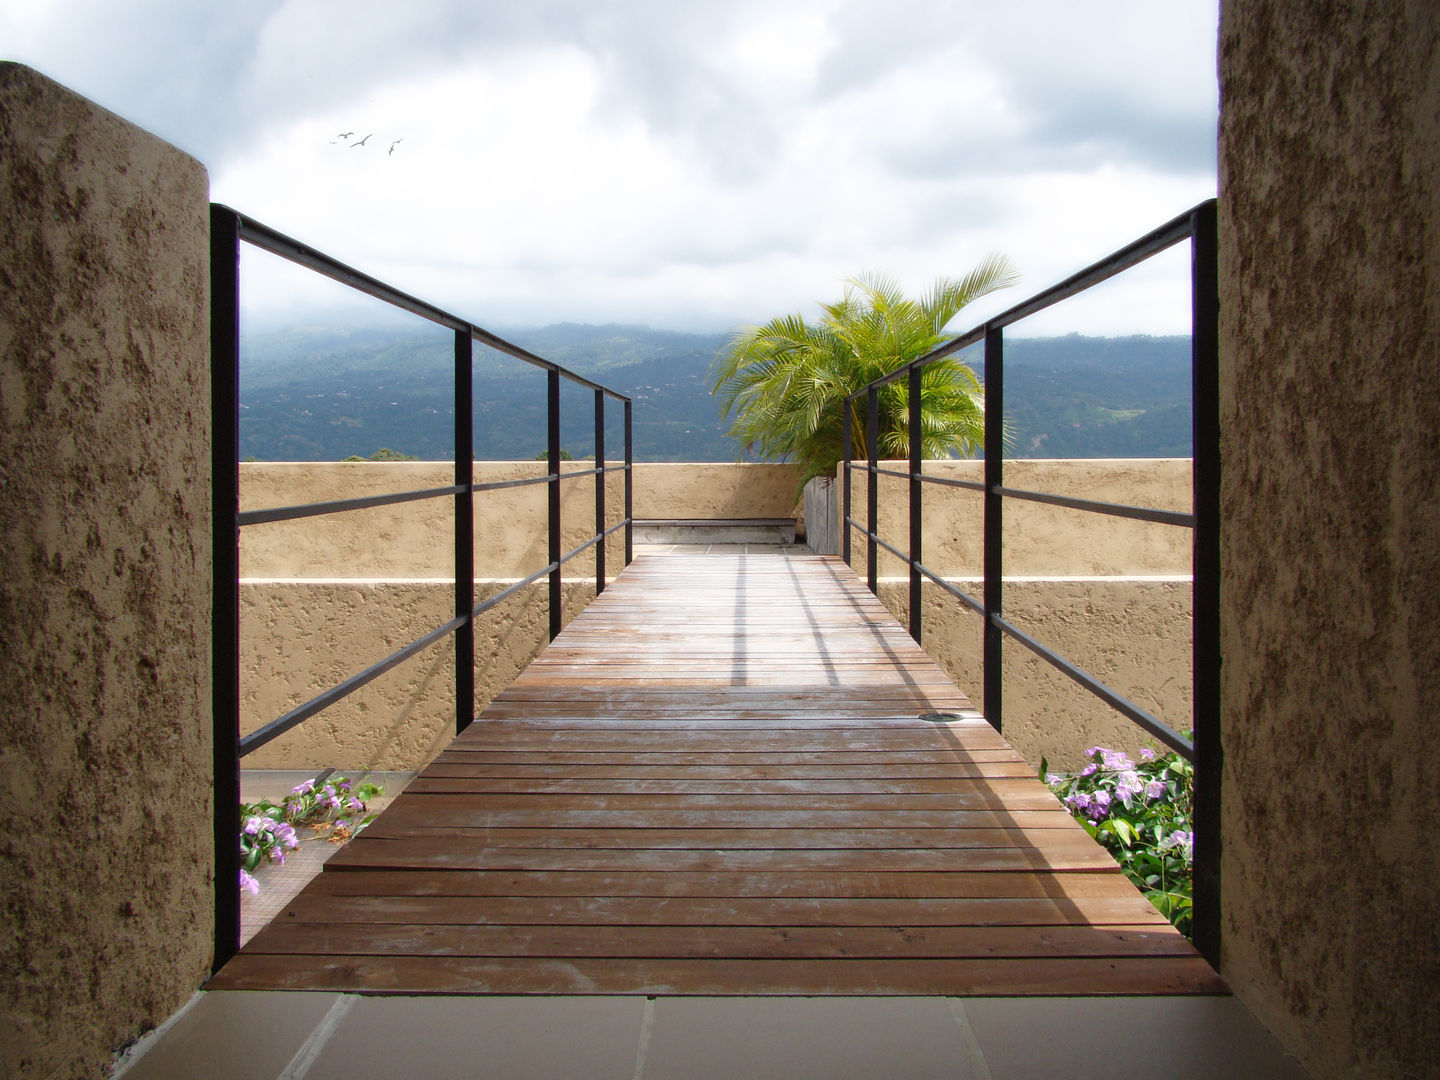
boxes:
[1145,779,1167,800]
[1115,770,1143,803]
[1080,763,1098,777]
[1139,748,1157,762]
[346,797,366,812]
[290,780,314,795]
[242,816,270,837]
[1087,789,1113,821]
[274,822,299,848]
[1161,830,1194,859]
[1084,746,1101,759]
[1065,791,1093,813]
[1102,749,1135,772]
[239,869,259,896]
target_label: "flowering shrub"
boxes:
[238,774,382,896]
[1043,745,1194,936]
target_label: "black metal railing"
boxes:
[841,199,1219,965]
[210,206,633,970]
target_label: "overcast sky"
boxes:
[5,0,1219,336]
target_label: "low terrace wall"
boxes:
[240,458,1193,774]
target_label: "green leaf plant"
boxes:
[710,262,1019,490]
[1042,745,1195,937]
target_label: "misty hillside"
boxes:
[237,324,1193,463]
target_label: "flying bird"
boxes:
[350,133,373,148]
[388,138,404,156]
[336,131,354,139]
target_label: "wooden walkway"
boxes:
[212,552,1223,996]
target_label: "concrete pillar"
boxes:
[0,64,212,1079]
[1218,4,1440,1077]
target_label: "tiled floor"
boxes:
[114,992,1310,1079]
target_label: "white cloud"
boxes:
[6,0,1220,335]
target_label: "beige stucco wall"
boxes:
[843,458,1193,578]
[240,580,594,771]
[239,460,798,579]
[1219,3,1440,1078]
[0,65,212,1080]
[875,577,1193,772]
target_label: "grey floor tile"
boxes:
[641,997,989,1080]
[962,996,1311,1080]
[304,995,646,1080]
[116,991,340,1080]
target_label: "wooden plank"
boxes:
[256,892,1170,929]
[244,922,1194,960]
[217,552,1216,998]
[209,954,1226,996]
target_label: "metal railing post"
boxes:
[547,369,562,640]
[842,399,853,566]
[1189,198,1222,967]
[209,204,242,973]
[454,330,475,735]
[908,366,923,643]
[983,325,1004,733]
[624,399,634,566]
[866,387,879,595]
[594,389,606,595]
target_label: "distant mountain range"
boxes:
[237,324,1194,462]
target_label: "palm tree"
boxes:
[710,260,1019,488]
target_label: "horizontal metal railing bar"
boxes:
[241,465,635,523]
[472,474,555,493]
[471,564,559,619]
[469,520,627,619]
[846,514,986,615]
[558,519,629,568]
[990,612,1194,758]
[227,209,629,402]
[920,474,986,493]
[239,614,466,756]
[992,486,1197,528]
[847,203,1203,399]
[914,561,985,615]
[238,485,463,527]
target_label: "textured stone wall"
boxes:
[877,577,1193,772]
[843,458,1194,579]
[1218,3,1440,1077]
[240,580,594,771]
[0,65,212,1079]
[238,460,797,579]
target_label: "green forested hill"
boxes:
[237,324,1192,462]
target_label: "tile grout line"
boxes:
[110,990,207,1079]
[946,998,996,1080]
[275,994,358,1080]
[631,996,657,1080]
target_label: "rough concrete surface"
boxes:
[239,580,595,771]
[240,460,630,580]
[1219,3,1440,1077]
[0,65,212,1079]
[877,577,1194,772]
[844,458,1194,580]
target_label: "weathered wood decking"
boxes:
[212,552,1223,995]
